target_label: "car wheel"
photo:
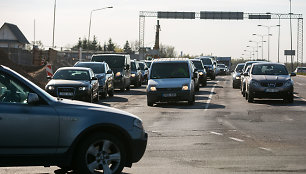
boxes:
[147,100,154,106]
[108,88,114,97]
[202,81,207,87]
[126,85,130,91]
[247,91,254,103]
[88,93,93,103]
[188,93,195,105]
[195,85,200,92]
[284,94,294,103]
[211,75,216,80]
[75,133,126,174]
[95,90,100,102]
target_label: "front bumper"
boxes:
[250,86,293,99]
[147,90,192,102]
[46,89,90,102]
[114,77,124,89]
[130,76,138,85]
[198,75,207,84]
[129,132,148,163]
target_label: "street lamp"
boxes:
[249,40,261,60]
[257,25,279,62]
[244,49,254,60]
[88,6,113,50]
[253,34,269,60]
[247,46,257,60]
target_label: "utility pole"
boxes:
[52,0,56,48]
[290,0,294,71]
[153,20,161,58]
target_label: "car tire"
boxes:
[74,133,126,174]
[195,85,200,92]
[147,100,154,106]
[247,91,254,103]
[284,94,294,103]
[126,85,130,91]
[108,88,114,97]
[211,75,216,80]
[202,81,207,87]
[188,93,195,105]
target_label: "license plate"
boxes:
[265,88,278,93]
[162,93,176,97]
[59,92,74,96]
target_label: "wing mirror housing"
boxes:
[27,93,39,105]
[107,70,113,74]
[290,72,296,76]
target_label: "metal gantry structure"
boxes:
[139,11,303,64]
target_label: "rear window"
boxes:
[150,62,190,79]
[192,61,204,69]
[200,58,212,65]
[75,63,105,74]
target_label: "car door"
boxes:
[0,72,59,155]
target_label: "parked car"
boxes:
[244,62,296,103]
[232,63,245,88]
[45,67,99,103]
[138,61,149,83]
[91,54,131,91]
[191,59,207,86]
[130,60,143,87]
[0,65,147,174]
[74,62,114,98]
[146,58,196,106]
[216,64,228,75]
[294,67,306,73]
[196,56,216,80]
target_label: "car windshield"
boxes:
[53,70,90,80]
[200,58,212,65]
[192,61,204,69]
[217,64,226,68]
[252,64,288,75]
[75,63,105,74]
[131,62,137,71]
[235,64,244,72]
[150,62,190,79]
[92,55,125,69]
[139,63,146,70]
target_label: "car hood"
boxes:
[53,98,140,120]
[251,75,290,82]
[148,78,191,88]
[47,79,90,86]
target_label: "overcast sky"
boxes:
[1,0,306,63]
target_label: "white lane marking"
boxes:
[204,81,219,111]
[294,94,306,102]
[259,147,272,152]
[295,82,304,86]
[210,131,223,136]
[229,137,245,142]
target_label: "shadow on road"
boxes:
[252,97,306,107]
[153,101,225,110]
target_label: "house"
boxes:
[0,23,30,49]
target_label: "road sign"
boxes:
[200,11,243,20]
[157,12,195,19]
[284,50,296,56]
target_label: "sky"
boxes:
[1,0,306,63]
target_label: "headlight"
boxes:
[79,86,88,91]
[235,76,241,80]
[199,72,204,76]
[115,72,121,77]
[182,85,189,91]
[149,86,157,91]
[134,119,144,129]
[131,74,136,77]
[47,85,54,91]
[284,80,293,88]
[250,80,260,88]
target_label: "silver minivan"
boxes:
[146,58,196,106]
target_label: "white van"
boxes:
[146,58,197,106]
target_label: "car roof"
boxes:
[76,61,105,65]
[237,63,245,65]
[57,67,91,71]
[190,59,201,61]
[251,62,285,66]
[152,58,190,63]
[92,54,128,57]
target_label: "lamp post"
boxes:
[249,40,261,60]
[244,49,254,60]
[257,25,279,62]
[246,46,257,60]
[289,0,293,70]
[253,34,269,60]
[88,6,113,50]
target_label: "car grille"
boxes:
[260,82,283,87]
[156,88,182,92]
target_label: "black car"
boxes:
[45,67,99,103]
[191,59,207,86]
[74,62,114,98]
[138,61,149,83]
[196,57,216,80]
[130,60,142,87]
[232,63,245,88]
[92,54,131,91]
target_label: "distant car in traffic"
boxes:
[191,59,207,86]
[45,67,99,103]
[294,67,306,74]
[74,61,114,98]
[244,63,296,103]
[146,58,196,106]
[91,54,131,91]
[138,61,149,83]
[130,60,142,87]
[0,65,148,174]
[196,56,216,80]
[216,64,228,75]
[232,63,245,88]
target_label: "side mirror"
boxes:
[47,76,52,80]
[290,72,296,76]
[27,93,39,105]
[107,70,112,74]
[243,72,249,76]
[91,77,98,80]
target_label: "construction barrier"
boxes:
[46,64,53,77]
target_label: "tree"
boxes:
[107,38,115,51]
[130,40,140,52]
[159,44,177,58]
[123,41,132,53]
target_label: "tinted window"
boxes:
[139,63,146,70]
[150,62,190,79]
[75,63,105,74]
[252,64,288,75]
[235,64,244,72]
[53,70,90,80]
[131,62,137,71]
[200,59,212,65]
[192,61,204,69]
[92,55,125,68]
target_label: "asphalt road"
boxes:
[1,75,306,174]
